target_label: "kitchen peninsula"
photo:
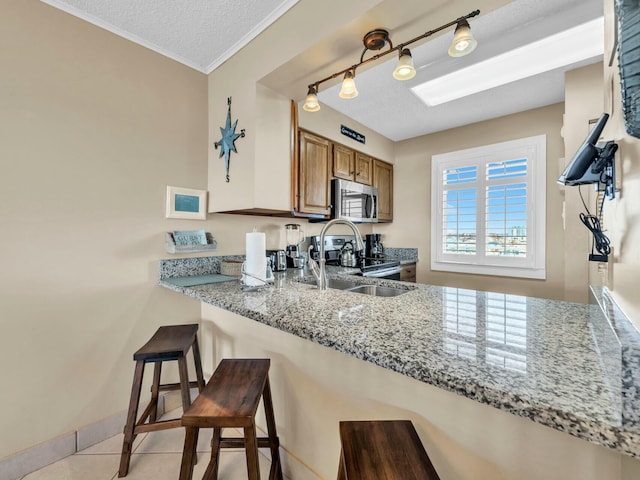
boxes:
[159,256,640,480]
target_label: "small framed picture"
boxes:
[165,186,207,220]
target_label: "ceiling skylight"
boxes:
[412,17,604,107]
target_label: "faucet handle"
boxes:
[307,245,320,280]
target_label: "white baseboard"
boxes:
[0,431,76,480]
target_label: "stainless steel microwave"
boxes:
[331,178,378,223]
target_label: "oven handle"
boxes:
[362,266,403,278]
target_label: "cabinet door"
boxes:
[299,130,332,216]
[373,159,393,222]
[355,152,373,185]
[333,144,355,181]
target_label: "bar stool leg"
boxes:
[262,377,282,480]
[149,362,162,423]
[119,360,145,477]
[244,424,261,480]
[192,336,205,392]
[202,428,222,480]
[179,426,199,480]
[177,356,192,410]
[337,450,346,480]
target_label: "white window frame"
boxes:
[431,135,546,279]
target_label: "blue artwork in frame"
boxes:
[175,194,200,213]
[166,186,207,220]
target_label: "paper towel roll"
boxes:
[245,231,266,286]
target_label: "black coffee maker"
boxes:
[365,234,384,258]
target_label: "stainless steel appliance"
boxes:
[339,241,357,267]
[284,223,305,268]
[331,178,378,223]
[365,233,384,258]
[267,250,287,271]
[309,234,401,279]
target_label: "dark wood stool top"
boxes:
[179,358,282,480]
[134,323,199,362]
[338,420,441,480]
[182,358,269,429]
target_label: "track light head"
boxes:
[393,48,416,81]
[448,19,478,57]
[303,85,320,112]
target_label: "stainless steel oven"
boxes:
[309,235,401,279]
[359,261,402,280]
[331,178,378,223]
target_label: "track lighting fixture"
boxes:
[302,9,480,113]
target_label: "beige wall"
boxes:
[601,0,640,330]
[563,63,605,303]
[376,104,567,300]
[0,0,209,459]
[298,103,396,163]
[207,0,383,213]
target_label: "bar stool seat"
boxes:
[179,358,283,480]
[118,324,205,477]
[337,420,441,480]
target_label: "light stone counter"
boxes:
[158,256,640,462]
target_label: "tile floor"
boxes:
[18,409,278,480]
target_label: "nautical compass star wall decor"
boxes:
[214,96,245,182]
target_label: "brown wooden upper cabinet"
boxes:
[297,130,332,216]
[333,144,373,186]
[295,127,392,221]
[373,159,393,222]
[354,152,373,185]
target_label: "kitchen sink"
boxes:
[346,284,409,297]
[301,277,358,290]
[300,277,411,297]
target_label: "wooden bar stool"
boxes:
[337,420,441,480]
[118,323,205,477]
[179,358,283,480]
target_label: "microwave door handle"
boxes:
[365,194,373,219]
[368,195,377,220]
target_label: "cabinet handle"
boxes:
[356,172,361,176]
[349,171,354,175]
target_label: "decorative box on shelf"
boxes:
[165,231,218,254]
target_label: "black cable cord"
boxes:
[578,186,611,256]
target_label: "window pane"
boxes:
[444,165,477,185]
[485,183,527,257]
[487,158,527,181]
[443,188,476,254]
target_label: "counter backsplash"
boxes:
[159,254,245,279]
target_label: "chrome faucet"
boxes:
[308,219,365,290]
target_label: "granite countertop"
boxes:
[383,247,418,265]
[158,257,640,458]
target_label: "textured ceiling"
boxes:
[40,0,299,73]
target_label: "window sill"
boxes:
[431,261,546,280]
